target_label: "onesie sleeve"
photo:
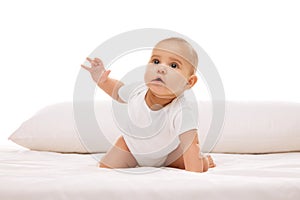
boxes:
[118,81,144,103]
[173,101,199,136]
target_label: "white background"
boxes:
[1,0,300,145]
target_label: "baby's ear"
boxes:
[187,75,198,88]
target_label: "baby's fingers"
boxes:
[94,57,102,63]
[81,64,91,71]
[86,57,104,68]
[94,58,104,68]
[86,57,93,63]
[86,57,97,67]
[99,70,111,83]
[102,69,111,79]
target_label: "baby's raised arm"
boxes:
[81,57,125,103]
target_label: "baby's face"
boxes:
[144,45,196,98]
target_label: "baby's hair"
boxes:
[155,37,198,75]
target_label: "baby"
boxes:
[81,37,216,172]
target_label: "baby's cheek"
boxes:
[166,76,187,94]
[144,71,152,83]
[144,65,156,83]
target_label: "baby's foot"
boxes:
[207,155,216,168]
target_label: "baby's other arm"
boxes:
[81,57,125,103]
[179,130,208,172]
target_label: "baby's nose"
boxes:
[157,65,167,74]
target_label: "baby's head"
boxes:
[144,37,198,98]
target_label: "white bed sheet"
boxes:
[0,145,299,200]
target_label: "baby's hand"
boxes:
[81,57,111,84]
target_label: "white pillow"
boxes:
[205,101,300,153]
[9,101,113,153]
[9,101,300,154]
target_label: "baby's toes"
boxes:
[207,155,216,168]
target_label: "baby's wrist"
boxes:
[97,77,110,87]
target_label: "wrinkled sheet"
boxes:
[0,145,300,200]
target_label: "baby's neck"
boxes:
[145,89,175,111]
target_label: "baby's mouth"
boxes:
[151,77,165,84]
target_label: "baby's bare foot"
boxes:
[207,155,216,168]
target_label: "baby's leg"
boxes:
[165,136,216,171]
[99,136,138,169]
[166,153,215,171]
[165,132,216,171]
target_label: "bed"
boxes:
[2,100,300,200]
[1,143,299,200]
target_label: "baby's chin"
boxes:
[146,83,179,98]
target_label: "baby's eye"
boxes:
[153,59,160,64]
[170,62,179,69]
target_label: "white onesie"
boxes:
[115,82,198,167]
